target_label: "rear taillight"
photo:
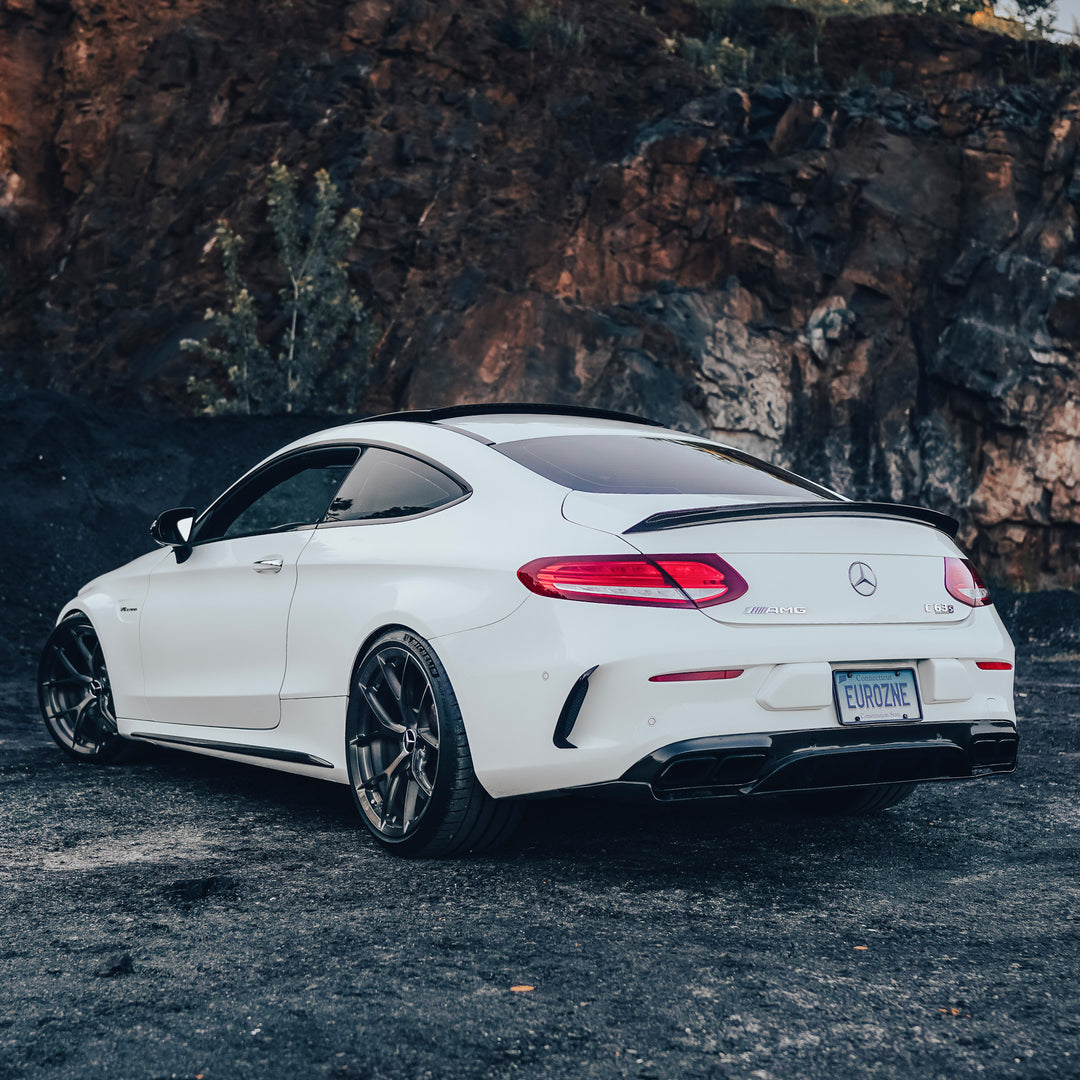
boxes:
[944,557,993,607]
[976,661,1012,671]
[517,554,748,609]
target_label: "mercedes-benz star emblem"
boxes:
[848,561,877,597]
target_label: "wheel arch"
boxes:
[56,605,91,626]
[347,623,416,688]
[343,622,488,780]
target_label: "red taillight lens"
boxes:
[944,557,993,608]
[976,661,1012,671]
[649,669,744,683]
[517,554,748,609]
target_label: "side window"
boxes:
[197,447,359,542]
[323,447,467,523]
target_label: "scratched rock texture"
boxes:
[1,1,1078,585]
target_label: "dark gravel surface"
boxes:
[1,654,1078,1080]
[3,389,1079,1077]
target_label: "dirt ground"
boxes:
[2,390,1078,1078]
[1,648,1077,1080]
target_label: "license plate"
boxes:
[833,668,922,725]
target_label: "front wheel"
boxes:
[346,630,522,857]
[38,615,134,763]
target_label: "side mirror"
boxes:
[151,507,196,561]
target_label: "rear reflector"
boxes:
[944,557,993,607]
[517,554,748,609]
[649,669,745,683]
[976,661,1013,671]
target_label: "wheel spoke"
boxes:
[53,693,94,720]
[415,682,438,748]
[363,746,409,794]
[56,647,87,682]
[69,697,96,747]
[413,759,434,797]
[376,652,404,706]
[402,777,421,828]
[381,768,406,829]
[410,680,433,722]
[358,680,406,735]
[400,657,426,717]
[73,631,94,666]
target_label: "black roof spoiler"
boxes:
[354,403,666,428]
[624,501,961,538]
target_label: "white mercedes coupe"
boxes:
[38,405,1018,855]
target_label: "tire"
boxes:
[37,615,135,763]
[346,629,522,857]
[784,783,916,816]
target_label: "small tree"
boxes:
[183,163,372,414]
[183,225,270,414]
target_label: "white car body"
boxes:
[46,407,1017,849]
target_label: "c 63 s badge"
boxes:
[924,602,955,614]
[744,605,808,615]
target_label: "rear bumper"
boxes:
[435,594,1015,798]
[594,720,1018,802]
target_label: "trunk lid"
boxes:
[562,492,969,626]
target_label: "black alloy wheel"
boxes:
[38,615,133,763]
[346,629,522,857]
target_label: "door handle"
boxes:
[252,558,284,574]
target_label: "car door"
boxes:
[138,446,359,729]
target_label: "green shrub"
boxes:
[183,163,373,415]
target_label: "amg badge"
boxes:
[744,605,808,615]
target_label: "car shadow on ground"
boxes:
[121,740,972,896]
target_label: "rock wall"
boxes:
[0,0,1078,587]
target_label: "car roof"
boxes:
[354,403,672,444]
[261,405,702,475]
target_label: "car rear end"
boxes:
[431,420,1017,804]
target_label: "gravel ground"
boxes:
[1,653,1077,1080]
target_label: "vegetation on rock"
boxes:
[182,163,372,415]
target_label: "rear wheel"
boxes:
[346,629,522,857]
[784,783,916,816]
[38,615,134,763]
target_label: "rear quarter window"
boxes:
[323,447,468,523]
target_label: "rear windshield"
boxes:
[495,435,837,499]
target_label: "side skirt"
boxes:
[128,731,334,769]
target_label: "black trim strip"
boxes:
[553,665,598,749]
[354,404,666,428]
[624,501,960,538]
[128,732,335,769]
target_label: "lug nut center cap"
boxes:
[402,728,417,752]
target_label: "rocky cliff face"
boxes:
[0,0,1078,588]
